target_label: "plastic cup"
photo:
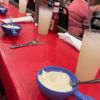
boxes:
[19,0,28,14]
[75,29,100,81]
[38,6,53,35]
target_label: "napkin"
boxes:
[58,32,82,51]
[1,16,34,23]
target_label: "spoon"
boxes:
[9,16,18,36]
[71,79,100,86]
[9,16,14,27]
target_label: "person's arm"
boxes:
[90,5,100,12]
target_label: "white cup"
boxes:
[19,0,28,14]
[75,29,100,81]
[38,6,53,35]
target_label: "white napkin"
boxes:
[58,32,82,51]
[1,16,34,23]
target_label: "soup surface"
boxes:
[38,70,73,92]
[3,24,20,29]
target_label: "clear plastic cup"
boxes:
[38,6,53,35]
[19,0,28,14]
[76,29,100,81]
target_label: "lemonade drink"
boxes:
[38,6,53,35]
[19,0,28,14]
[76,30,100,81]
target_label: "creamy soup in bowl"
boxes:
[2,24,20,29]
[1,23,22,36]
[37,66,94,100]
[38,70,73,92]
[0,7,8,15]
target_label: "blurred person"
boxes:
[67,0,100,37]
[0,0,4,6]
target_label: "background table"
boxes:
[0,3,100,100]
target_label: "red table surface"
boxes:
[0,4,100,100]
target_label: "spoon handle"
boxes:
[74,90,95,100]
[79,79,100,84]
[9,16,13,26]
